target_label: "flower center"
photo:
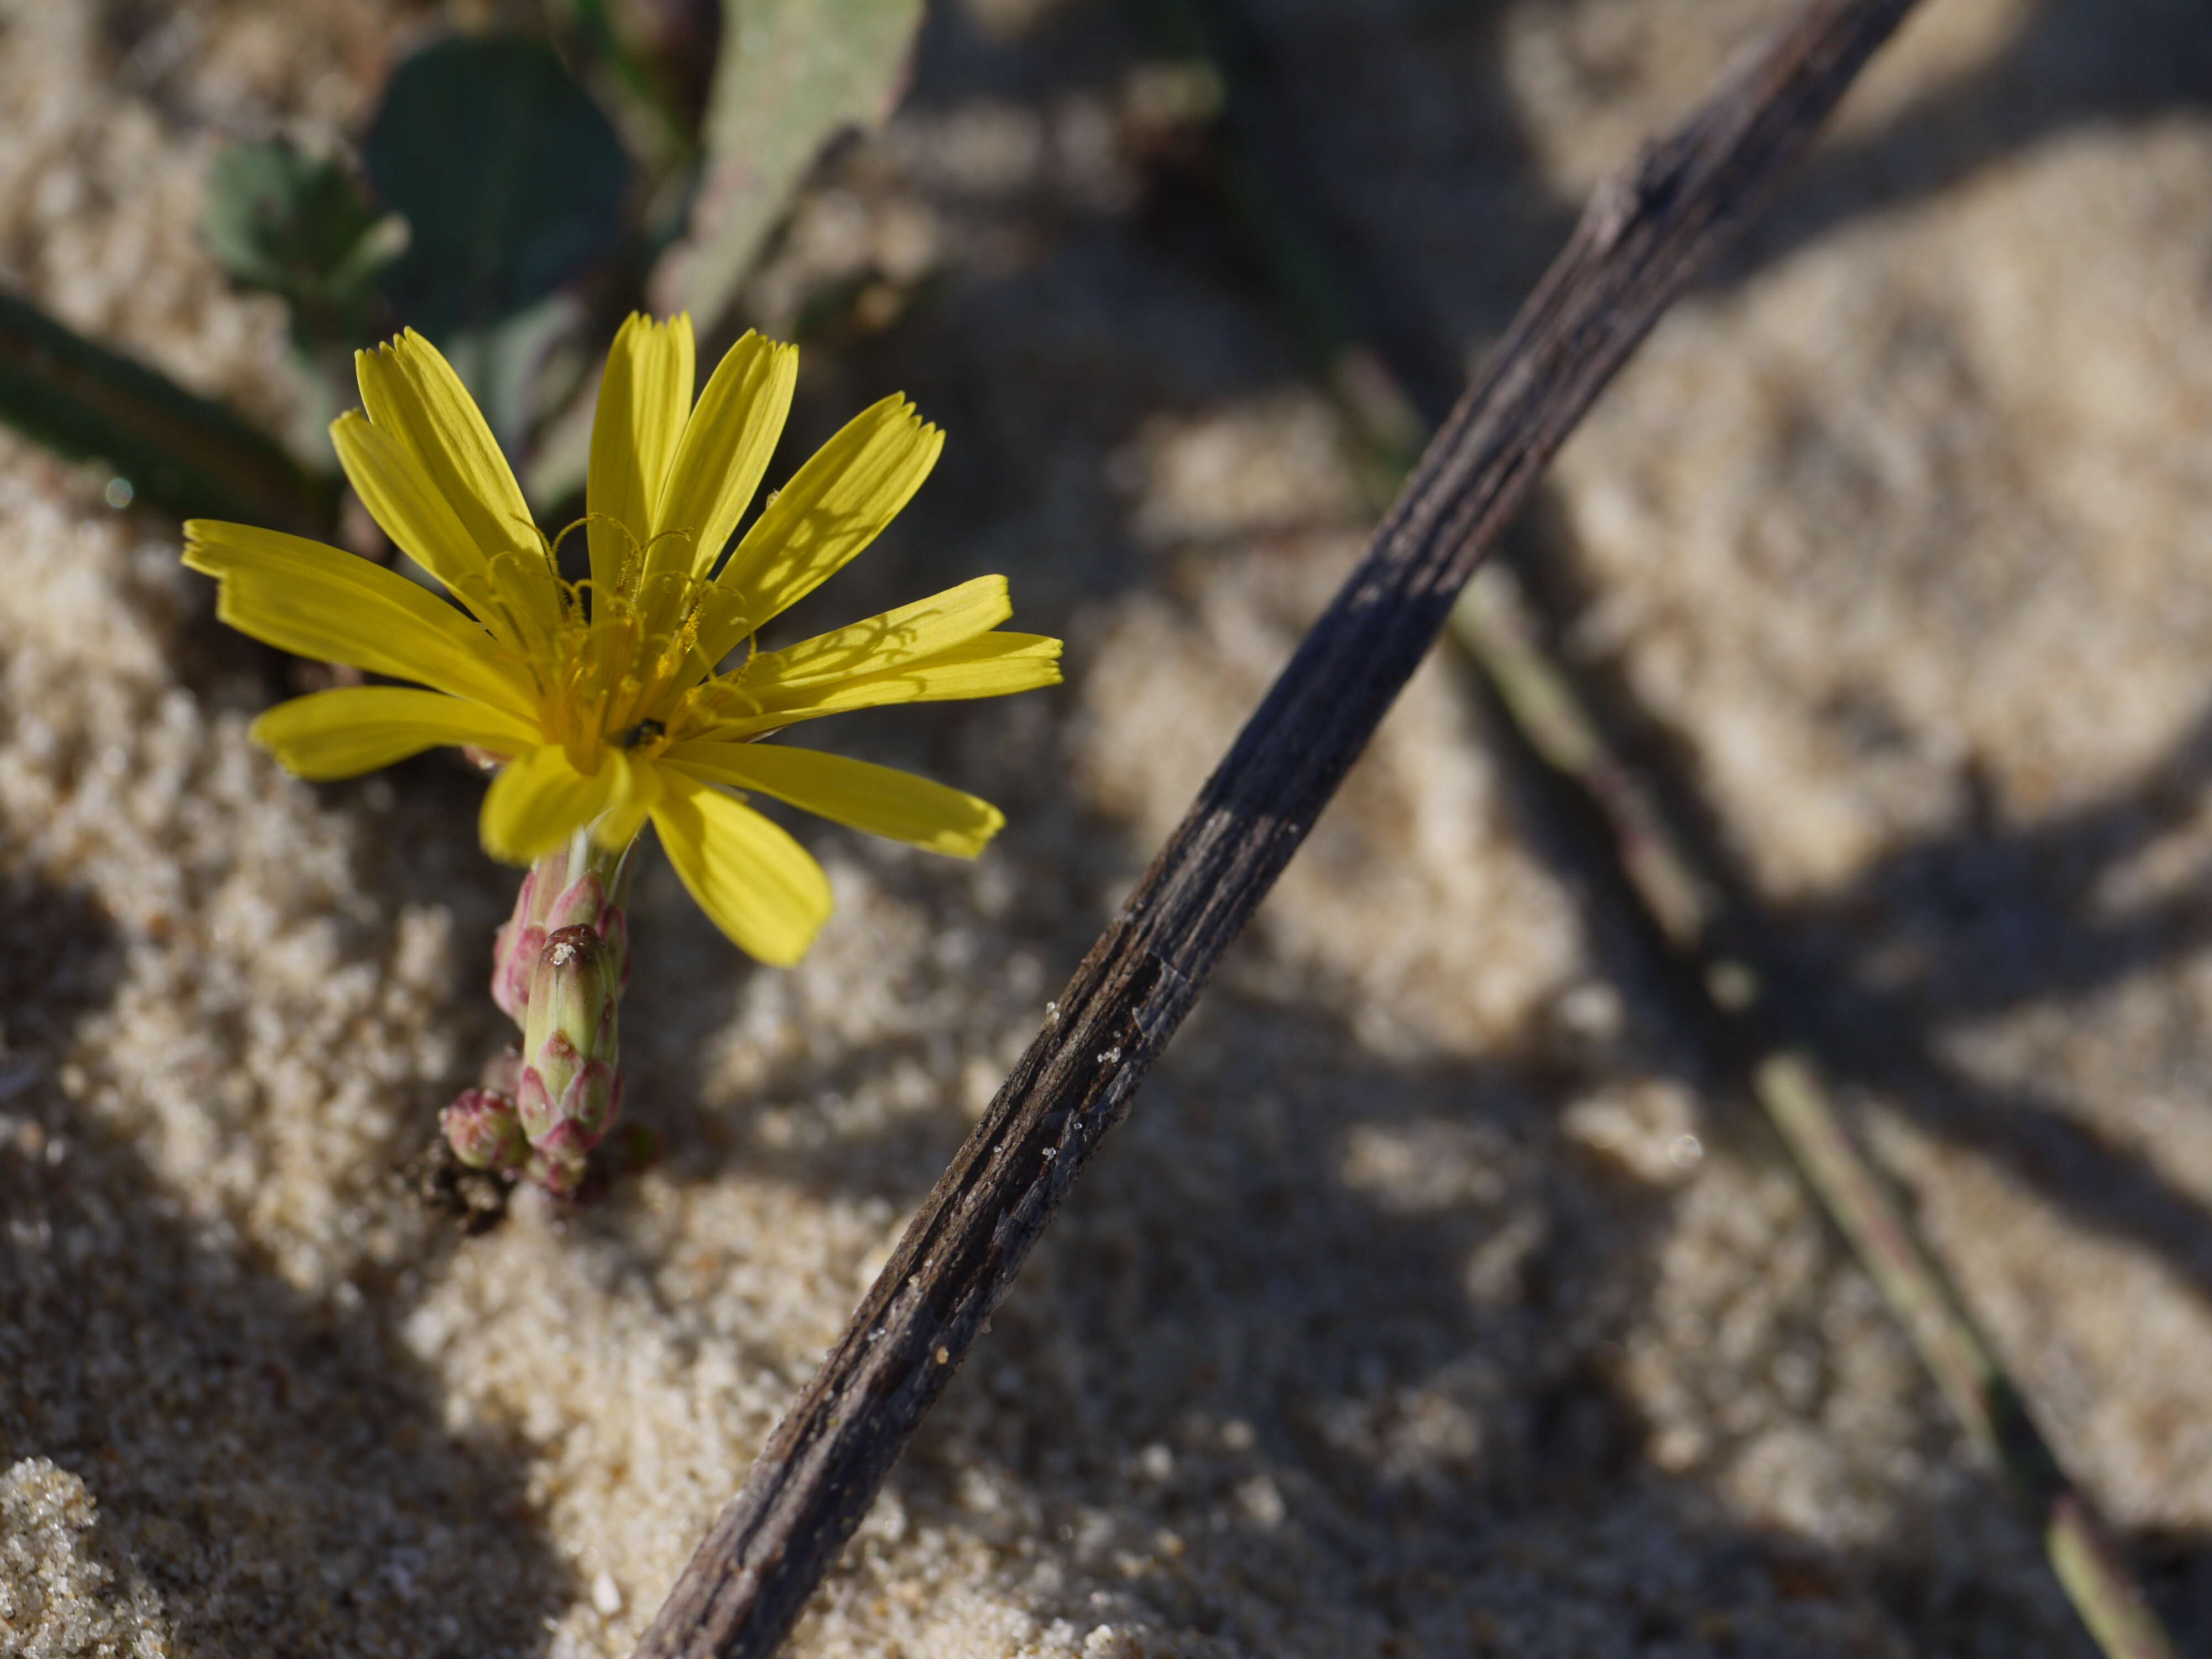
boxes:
[478,516,779,772]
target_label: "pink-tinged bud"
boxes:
[512,861,545,922]
[515,1060,559,1144]
[490,928,518,1019]
[545,871,608,931]
[491,851,590,1023]
[597,906,630,990]
[526,1117,595,1193]
[565,1057,619,1139]
[484,848,633,1194]
[514,1046,619,1149]
[491,922,516,1016]
[443,1088,526,1170]
[492,921,546,1022]
[524,926,617,1070]
[526,1123,591,1196]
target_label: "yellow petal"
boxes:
[701,393,941,657]
[650,331,796,585]
[354,329,539,563]
[330,410,491,599]
[708,632,1063,738]
[588,313,696,598]
[665,742,1004,858]
[733,575,1011,687]
[252,687,540,780]
[650,774,832,965]
[479,744,618,864]
[184,520,535,719]
[593,749,667,851]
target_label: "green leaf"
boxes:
[555,0,702,165]
[439,290,591,465]
[201,140,407,348]
[364,34,633,342]
[0,288,339,534]
[649,0,925,331]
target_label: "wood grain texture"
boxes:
[630,2,1926,1653]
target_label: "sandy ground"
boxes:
[3,0,2211,1654]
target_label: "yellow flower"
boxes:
[184,317,1061,965]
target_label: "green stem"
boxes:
[567,822,634,899]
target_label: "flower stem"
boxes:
[449,826,638,1193]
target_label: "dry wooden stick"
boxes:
[1178,0,2181,1638]
[1160,0,2184,1639]
[631,3,1923,1653]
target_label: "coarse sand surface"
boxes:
[3,0,2210,1654]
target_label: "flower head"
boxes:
[185,317,1060,963]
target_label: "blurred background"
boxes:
[2,0,2210,1654]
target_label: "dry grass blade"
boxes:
[1458,581,2183,1659]
[648,0,925,333]
[630,2,1925,1653]
[0,289,338,535]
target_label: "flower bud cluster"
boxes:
[516,924,623,1192]
[491,854,631,1022]
[443,845,630,1193]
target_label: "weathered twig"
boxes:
[1155,0,2181,1643]
[630,3,1923,1653]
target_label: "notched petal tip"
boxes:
[936,797,1006,860]
[180,518,227,575]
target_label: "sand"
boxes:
[2,0,2209,1653]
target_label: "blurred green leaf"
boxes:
[201,140,407,349]
[441,289,591,465]
[649,0,925,330]
[557,0,703,165]
[364,34,633,341]
[0,288,339,534]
